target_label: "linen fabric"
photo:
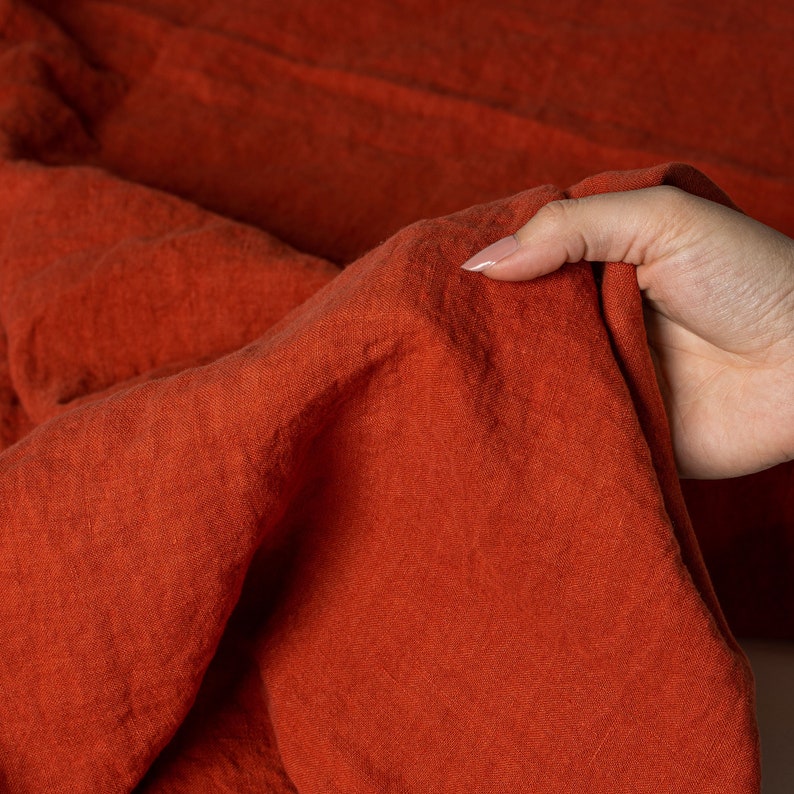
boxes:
[1,1,792,792]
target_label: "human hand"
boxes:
[461,187,794,479]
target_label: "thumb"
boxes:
[460,187,685,281]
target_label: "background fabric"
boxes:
[0,1,792,791]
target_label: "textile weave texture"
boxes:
[0,1,792,791]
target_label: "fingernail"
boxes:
[460,235,519,271]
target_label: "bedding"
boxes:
[0,1,792,791]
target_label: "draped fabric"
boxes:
[1,2,791,791]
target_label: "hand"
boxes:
[461,186,794,479]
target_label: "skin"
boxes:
[464,186,794,479]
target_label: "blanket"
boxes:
[1,1,792,791]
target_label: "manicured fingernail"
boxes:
[460,235,519,271]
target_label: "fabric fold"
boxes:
[0,160,760,791]
[4,1,793,789]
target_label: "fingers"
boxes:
[460,187,690,281]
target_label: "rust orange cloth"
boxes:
[1,1,792,792]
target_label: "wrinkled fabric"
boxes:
[0,1,792,792]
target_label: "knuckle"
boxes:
[646,185,702,245]
[650,184,694,213]
[533,198,579,227]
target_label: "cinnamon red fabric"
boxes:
[0,1,791,791]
